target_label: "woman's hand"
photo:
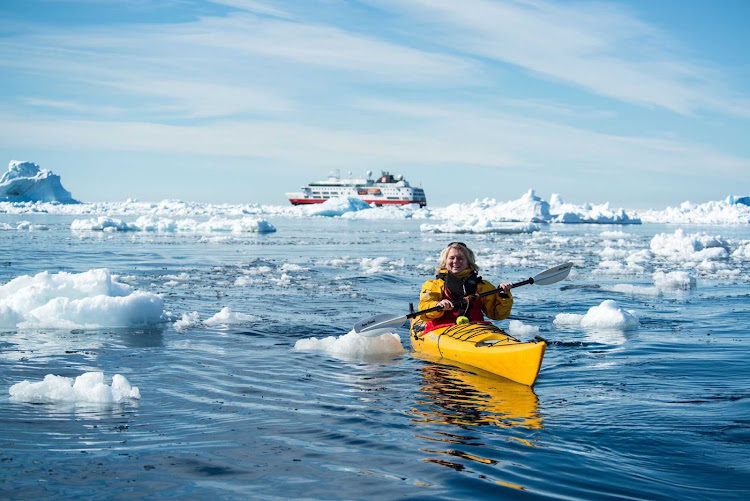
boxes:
[436,299,454,311]
[497,282,512,296]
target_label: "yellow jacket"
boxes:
[418,268,513,322]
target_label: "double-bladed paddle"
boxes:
[353,262,574,337]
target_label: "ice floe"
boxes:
[652,271,696,290]
[294,330,406,359]
[554,300,639,331]
[637,196,750,225]
[421,220,539,234]
[307,197,371,217]
[173,307,258,331]
[507,319,540,336]
[1,187,749,227]
[0,269,166,329]
[9,372,140,404]
[71,215,276,233]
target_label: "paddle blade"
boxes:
[354,313,408,337]
[533,262,573,285]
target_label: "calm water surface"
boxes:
[1,216,748,499]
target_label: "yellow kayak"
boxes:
[410,319,546,386]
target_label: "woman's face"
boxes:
[445,247,469,274]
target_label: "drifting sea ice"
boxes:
[2,187,749,227]
[508,320,540,336]
[650,229,730,261]
[307,197,371,216]
[420,219,539,234]
[173,307,258,331]
[653,271,696,290]
[554,300,640,331]
[294,330,406,359]
[9,372,140,404]
[0,269,165,329]
[71,215,277,233]
[204,307,258,326]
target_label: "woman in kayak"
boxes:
[418,242,513,333]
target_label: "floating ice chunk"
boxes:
[204,307,258,326]
[71,216,276,233]
[196,217,276,233]
[133,216,178,232]
[507,320,539,336]
[319,256,405,274]
[653,271,696,290]
[552,313,585,328]
[359,257,405,274]
[581,300,639,330]
[294,330,406,358]
[280,263,308,273]
[341,203,430,220]
[71,216,138,231]
[732,243,750,259]
[605,284,662,296]
[637,197,750,224]
[553,202,640,224]
[554,300,639,330]
[650,229,730,262]
[307,197,371,217]
[420,219,539,234]
[174,311,201,331]
[0,269,165,329]
[9,372,140,404]
[21,291,165,329]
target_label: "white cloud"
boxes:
[1,104,746,182]
[208,0,292,18]
[370,0,750,116]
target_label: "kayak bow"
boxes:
[410,318,546,386]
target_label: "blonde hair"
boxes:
[436,242,480,274]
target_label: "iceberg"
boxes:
[0,160,78,203]
[307,197,372,217]
[433,189,640,226]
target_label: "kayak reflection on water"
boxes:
[408,361,542,431]
[406,361,542,480]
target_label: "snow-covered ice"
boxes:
[0,269,166,329]
[0,160,77,204]
[554,300,640,331]
[9,372,140,404]
[294,330,406,359]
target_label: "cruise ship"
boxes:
[286,171,427,207]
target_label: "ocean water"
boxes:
[1,212,748,500]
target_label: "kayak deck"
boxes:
[410,319,546,386]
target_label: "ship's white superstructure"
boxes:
[286,171,427,207]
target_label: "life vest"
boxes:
[426,271,486,331]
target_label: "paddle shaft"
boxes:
[405,277,533,319]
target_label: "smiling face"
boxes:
[445,247,469,274]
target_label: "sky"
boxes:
[0,0,748,208]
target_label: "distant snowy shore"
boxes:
[1,189,749,226]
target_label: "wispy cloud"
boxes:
[371,0,750,117]
[0,9,478,121]
[1,104,745,180]
[207,0,292,18]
